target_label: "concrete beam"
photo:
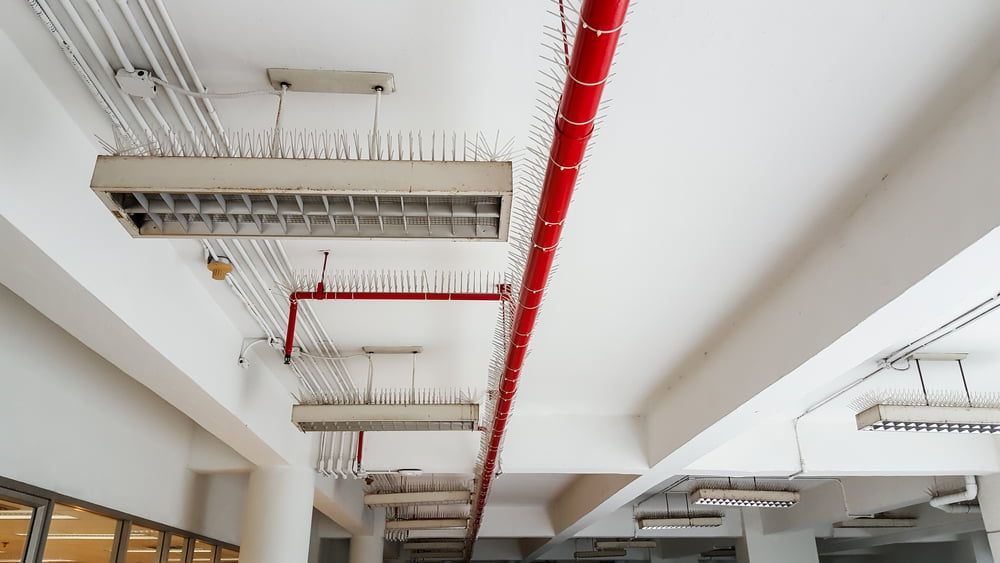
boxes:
[527,58,1000,560]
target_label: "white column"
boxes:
[736,509,819,563]
[968,531,993,563]
[349,536,384,563]
[977,474,1000,560]
[239,465,315,563]
[349,508,385,563]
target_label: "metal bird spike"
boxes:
[850,389,1000,412]
[115,128,514,162]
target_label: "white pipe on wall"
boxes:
[931,476,981,514]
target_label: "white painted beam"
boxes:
[528,60,1000,560]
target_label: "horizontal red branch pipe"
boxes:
[467,0,630,546]
[282,287,511,363]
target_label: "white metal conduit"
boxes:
[930,476,980,514]
[30,0,360,474]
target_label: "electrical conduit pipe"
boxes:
[467,0,630,545]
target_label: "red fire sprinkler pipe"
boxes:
[468,0,630,544]
[282,288,509,363]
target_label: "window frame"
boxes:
[0,476,239,562]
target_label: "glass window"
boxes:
[124,524,163,562]
[41,503,119,563]
[0,497,34,562]
[219,547,239,562]
[192,539,215,563]
[164,533,188,563]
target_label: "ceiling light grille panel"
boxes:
[110,192,504,239]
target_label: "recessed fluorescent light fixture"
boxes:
[404,541,465,551]
[856,404,1000,434]
[407,552,463,559]
[364,490,471,507]
[638,516,724,529]
[406,529,466,539]
[92,156,513,240]
[0,510,75,520]
[594,540,658,549]
[574,549,627,559]
[690,488,799,508]
[25,533,157,540]
[834,517,917,528]
[292,403,479,432]
[385,518,468,531]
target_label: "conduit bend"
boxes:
[931,476,981,514]
[467,0,631,547]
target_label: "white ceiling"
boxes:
[144,0,1000,417]
[488,473,576,505]
[11,0,1000,416]
[9,0,1000,550]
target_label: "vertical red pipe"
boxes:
[283,298,299,363]
[355,431,365,471]
[468,0,630,544]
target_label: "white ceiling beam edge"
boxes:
[524,63,1000,560]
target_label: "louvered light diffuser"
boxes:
[364,490,471,507]
[403,541,465,551]
[292,404,479,432]
[690,488,799,508]
[594,540,658,549]
[638,516,724,530]
[406,529,466,539]
[834,518,917,528]
[856,404,1000,434]
[384,519,468,531]
[574,549,627,559]
[407,552,463,559]
[92,156,512,240]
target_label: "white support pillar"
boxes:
[976,474,1000,560]
[349,508,385,563]
[736,509,819,563]
[239,465,315,563]
[968,531,994,563]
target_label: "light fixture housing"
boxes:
[690,488,799,508]
[638,516,724,530]
[292,403,479,432]
[407,552,463,560]
[92,156,513,240]
[364,490,471,507]
[384,518,468,531]
[403,541,465,551]
[405,529,466,539]
[856,404,1000,434]
[574,549,627,559]
[594,540,658,549]
[834,518,917,529]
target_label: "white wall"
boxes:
[0,283,246,543]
